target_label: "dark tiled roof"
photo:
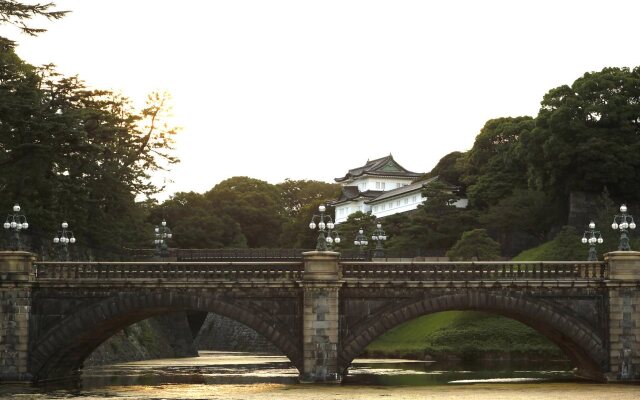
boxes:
[333,187,384,205]
[334,154,422,182]
[365,176,439,204]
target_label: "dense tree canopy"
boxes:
[523,67,640,203]
[446,229,501,261]
[0,46,179,257]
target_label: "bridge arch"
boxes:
[340,291,608,380]
[30,291,302,382]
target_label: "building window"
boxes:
[396,183,402,188]
[382,204,385,210]
[375,182,380,189]
[404,197,409,205]
[396,200,401,207]
[374,206,379,212]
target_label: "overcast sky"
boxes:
[5,1,640,199]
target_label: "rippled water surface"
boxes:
[2,352,639,399]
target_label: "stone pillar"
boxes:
[0,251,36,383]
[604,251,640,381]
[299,251,343,383]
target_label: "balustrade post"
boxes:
[604,251,640,381]
[299,251,343,383]
[0,251,36,383]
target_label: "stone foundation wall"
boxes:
[194,313,279,353]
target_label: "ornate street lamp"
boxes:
[354,228,368,254]
[611,204,636,251]
[581,221,603,261]
[53,221,76,261]
[309,205,340,251]
[371,222,387,258]
[3,204,29,250]
[154,220,172,258]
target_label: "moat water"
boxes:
[2,352,639,399]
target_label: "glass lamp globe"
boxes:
[589,237,596,244]
[372,235,378,241]
[327,222,334,230]
[53,237,60,243]
[612,222,619,230]
[326,236,333,244]
[620,204,628,213]
[335,237,341,244]
[309,222,316,230]
[154,227,159,233]
[354,240,360,246]
[377,223,382,229]
[318,205,326,213]
[318,222,326,230]
[358,229,363,235]
[62,221,68,229]
[167,233,172,239]
[621,222,629,230]
[581,237,588,244]
[13,204,20,212]
[22,222,28,229]
[588,221,595,229]
[162,220,167,227]
[10,221,17,229]
[630,222,637,230]
[70,237,76,244]
[597,237,604,244]
[15,223,21,230]
[364,240,368,245]
[3,222,10,229]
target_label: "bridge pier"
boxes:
[0,252,36,383]
[299,251,343,383]
[605,251,640,381]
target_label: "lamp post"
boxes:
[371,222,387,258]
[308,205,340,251]
[611,204,636,251]
[53,221,76,261]
[581,221,603,261]
[3,204,28,251]
[154,220,172,258]
[354,228,369,255]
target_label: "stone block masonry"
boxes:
[0,252,35,382]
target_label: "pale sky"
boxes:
[5,1,640,199]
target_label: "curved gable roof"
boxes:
[335,155,422,183]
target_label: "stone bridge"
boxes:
[1,251,639,384]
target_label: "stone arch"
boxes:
[30,291,301,382]
[340,291,608,380]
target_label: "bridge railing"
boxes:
[34,261,304,281]
[339,261,608,281]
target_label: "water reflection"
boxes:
[79,351,577,388]
[344,358,576,386]
[0,351,585,399]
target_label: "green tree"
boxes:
[0,1,67,47]
[0,49,179,257]
[205,177,285,248]
[480,189,559,246]
[522,67,640,204]
[462,117,534,209]
[446,229,501,261]
[393,181,477,252]
[419,151,466,188]
[148,192,246,249]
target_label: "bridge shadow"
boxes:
[30,292,302,384]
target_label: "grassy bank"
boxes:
[363,311,563,361]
